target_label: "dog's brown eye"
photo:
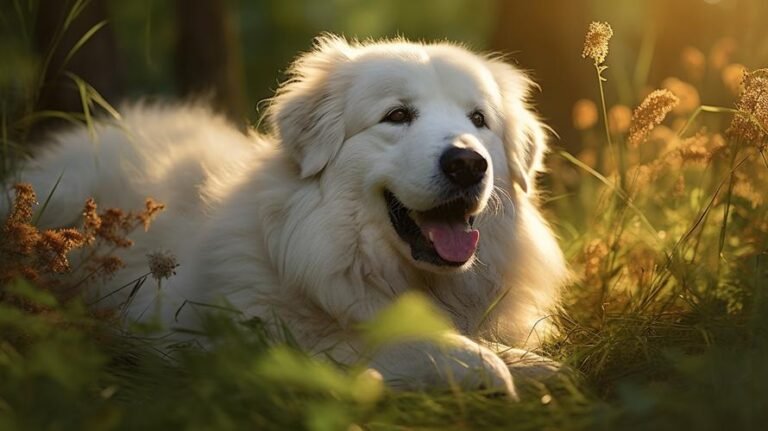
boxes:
[383,107,413,124]
[469,111,486,128]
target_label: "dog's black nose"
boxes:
[440,147,488,187]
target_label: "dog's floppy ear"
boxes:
[486,60,549,194]
[268,35,352,178]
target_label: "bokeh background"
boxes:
[2,0,767,150]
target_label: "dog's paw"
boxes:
[369,333,518,399]
[445,342,518,399]
[497,347,562,381]
[487,345,576,399]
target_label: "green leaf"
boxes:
[255,346,383,403]
[60,20,108,71]
[360,292,453,349]
[5,280,57,308]
[32,170,64,226]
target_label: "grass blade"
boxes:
[31,170,64,226]
[59,20,108,72]
[559,150,658,237]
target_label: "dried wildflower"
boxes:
[582,21,613,65]
[6,183,36,225]
[2,184,41,259]
[709,37,737,71]
[608,105,632,134]
[20,267,39,282]
[147,251,179,282]
[82,198,101,244]
[37,229,86,272]
[94,208,134,248]
[2,183,167,309]
[138,198,165,231]
[727,69,768,144]
[662,77,700,115]
[1,184,88,284]
[663,132,721,169]
[722,63,747,96]
[627,163,662,191]
[572,99,598,130]
[680,46,706,82]
[628,89,679,148]
[89,255,126,281]
[82,197,164,249]
[4,222,40,255]
[678,135,712,166]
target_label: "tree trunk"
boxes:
[174,0,247,127]
[490,0,590,151]
[33,0,122,136]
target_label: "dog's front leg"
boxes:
[367,332,518,399]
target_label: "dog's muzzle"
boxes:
[385,190,481,267]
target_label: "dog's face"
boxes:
[269,36,548,273]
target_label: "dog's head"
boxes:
[268,36,549,273]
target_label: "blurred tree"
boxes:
[174,0,247,126]
[490,0,591,151]
[33,0,122,135]
[645,0,767,85]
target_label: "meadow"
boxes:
[1,5,768,430]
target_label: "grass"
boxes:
[2,9,768,431]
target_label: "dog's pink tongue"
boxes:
[421,222,479,263]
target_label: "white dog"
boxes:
[5,36,568,397]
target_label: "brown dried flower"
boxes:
[96,208,135,248]
[82,198,101,244]
[2,183,165,300]
[147,251,179,282]
[36,229,85,272]
[677,134,712,166]
[627,161,665,192]
[6,183,36,226]
[138,198,165,231]
[628,89,680,148]
[1,184,87,285]
[727,69,768,144]
[90,255,126,281]
[582,21,613,65]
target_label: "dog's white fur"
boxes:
[4,36,568,396]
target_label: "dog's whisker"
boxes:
[495,185,515,208]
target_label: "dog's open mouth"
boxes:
[385,190,479,267]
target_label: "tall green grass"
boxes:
[0,0,120,181]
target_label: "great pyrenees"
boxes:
[5,36,568,397]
